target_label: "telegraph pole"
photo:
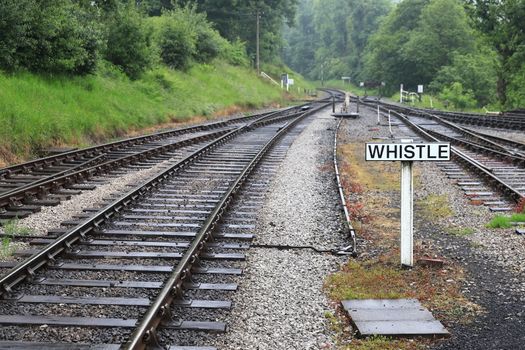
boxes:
[256,10,260,75]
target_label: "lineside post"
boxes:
[400,160,414,267]
[332,96,335,113]
[377,104,380,125]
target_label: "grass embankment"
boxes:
[0,61,313,166]
[325,141,481,349]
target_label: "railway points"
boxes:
[0,89,524,349]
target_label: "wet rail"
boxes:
[0,100,330,349]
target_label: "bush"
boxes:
[157,10,197,70]
[0,0,102,75]
[219,39,250,67]
[0,0,36,71]
[194,26,222,63]
[439,82,477,110]
[105,4,152,79]
[430,49,499,106]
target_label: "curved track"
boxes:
[0,100,331,349]
[355,96,525,209]
[0,108,305,220]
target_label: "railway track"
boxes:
[0,100,332,349]
[0,108,307,221]
[356,97,525,210]
[402,105,525,131]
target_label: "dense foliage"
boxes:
[284,0,524,108]
[0,0,250,78]
[283,0,392,82]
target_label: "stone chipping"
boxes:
[212,109,348,350]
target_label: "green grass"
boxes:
[486,215,512,229]
[0,60,300,165]
[446,226,475,236]
[417,194,454,222]
[2,218,32,236]
[487,213,525,229]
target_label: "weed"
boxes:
[446,226,475,236]
[486,215,512,229]
[1,236,13,257]
[348,335,420,350]
[0,61,313,164]
[510,213,525,222]
[417,194,454,221]
[2,218,32,236]
[325,261,406,300]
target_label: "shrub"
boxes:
[105,4,152,79]
[194,26,222,63]
[439,82,477,110]
[0,0,36,71]
[0,0,103,75]
[157,11,197,70]
[219,39,250,67]
[486,215,511,229]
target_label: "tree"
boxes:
[21,0,103,74]
[176,0,299,63]
[105,3,152,79]
[430,47,499,106]
[465,0,525,106]
[283,0,391,80]
[402,0,475,83]
[0,0,36,71]
[363,0,477,93]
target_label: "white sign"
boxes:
[417,85,424,93]
[365,143,450,161]
[288,78,294,86]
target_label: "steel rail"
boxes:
[0,105,315,216]
[0,105,316,296]
[422,128,525,168]
[0,128,236,213]
[0,108,293,180]
[333,118,357,256]
[124,103,330,350]
[379,107,524,203]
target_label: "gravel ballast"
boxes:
[339,102,525,349]
[212,108,348,349]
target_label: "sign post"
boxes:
[365,141,450,267]
[400,157,413,267]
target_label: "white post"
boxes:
[400,84,403,103]
[430,97,433,109]
[377,104,380,125]
[400,160,414,267]
[388,110,393,137]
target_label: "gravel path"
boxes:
[212,108,348,349]
[344,102,525,349]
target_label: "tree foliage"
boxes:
[364,0,476,93]
[105,3,152,79]
[0,0,251,78]
[283,0,392,81]
[0,0,102,74]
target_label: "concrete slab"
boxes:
[342,298,420,310]
[342,299,449,338]
[354,320,449,336]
